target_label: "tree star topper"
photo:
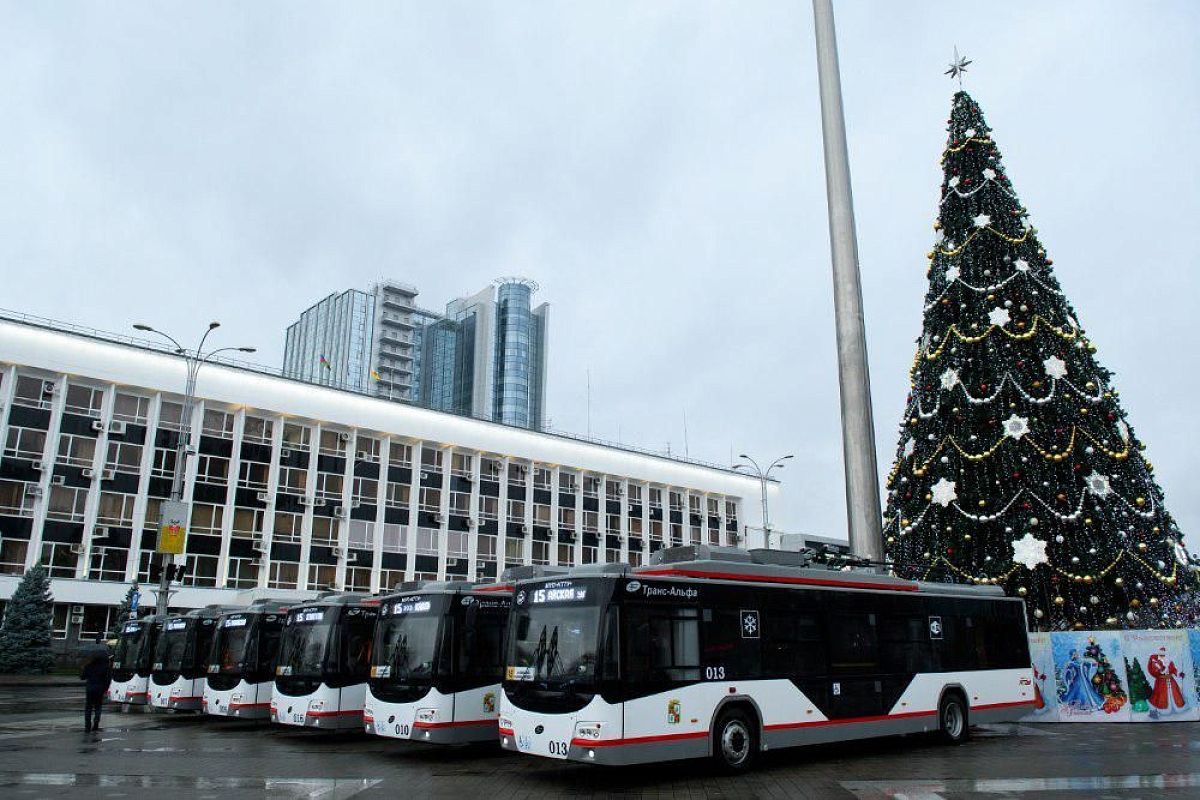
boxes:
[945,47,971,88]
[1012,532,1048,569]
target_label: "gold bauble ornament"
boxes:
[1084,518,1093,526]
[1137,542,1148,552]
[1083,575,1094,584]
[977,500,986,508]
[1135,497,1146,507]
[1149,597,1159,607]
[1114,577,1124,587]
[924,493,932,502]
[1017,587,1028,596]
[1054,596,1065,606]
[1105,617,1118,626]
[1130,598,1141,609]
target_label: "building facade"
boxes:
[284,279,549,429]
[0,314,773,648]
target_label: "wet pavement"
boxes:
[0,684,1198,798]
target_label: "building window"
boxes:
[531,539,548,566]
[629,548,643,568]
[282,423,310,451]
[105,441,143,474]
[4,427,47,461]
[505,538,524,563]
[507,462,527,485]
[581,544,597,565]
[707,497,720,516]
[88,547,126,581]
[355,435,380,462]
[649,488,663,509]
[583,476,600,498]
[558,472,577,494]
[158,401,185,432]
[481,457,502,481]
[344,565,371,592]
[379,569,405,591]
[419,488,441,513]
[477,533,497,560]
[315,472,343,502]
[557,542,573,565]
[583,511,600,534]
[420,447,443,472]
[348,520,373,549]
[278,467,307,495]
[606,513,620,535]
[533,467,552,490]
[190,503,223,535]
[113,393,150,425]
[0,481,36,517]
[533,504,551,527]
[389,441,412,467]
[451,453,473,478]
[628,484,642,503]
[151,447,177,479]
[52,604,69,639]
[629,517,643,537]
[196,454,230,485]
[352,477,378,505]
[0,539,29,574]
[41,542,78,578]
[507,499,525,522]
[238,461,269,490]
[479,496,499,521]
[308,564,336,590]
[243,416,274,444]
[311,516,336,547]
[449,491,470,516]
[12,375,54,410]
[64,384,104,417]
[268,561,299,590]
[80,605,114,639]
[414,528,439,556]
[47,486,87,522]
[230,507,265,539]
[385,483,410,508]
[202,409,235,439]
[607,481,623,501]
[447,532,467,559]
[556,507,573,530]
[670,492,683,511]
[380,524,404,553]
[319,429,347,457]
[97,492,136,526]
[226,557,259,589]
[273,512,302,544]
[57,434,97,468]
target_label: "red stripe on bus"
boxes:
[574,730,709,748]
[498,726,514,736]
[765,709,935,731]
[306,709,364,718]
[168,696,203,703]
[972,700,1036,712]
[229,702,271,710]
[635,568,920,592]
[413,718,497,729]
[475,584,513,593]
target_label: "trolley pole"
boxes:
[812,0,883,561]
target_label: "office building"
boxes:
[283,278,548,429]
[0,311,774,659]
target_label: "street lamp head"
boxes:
[132,323,153,332]
[208,321,221,330]
[738,453,749,459]
[238,347,256,353]
[783,454,795,459]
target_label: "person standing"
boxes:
[80,638,112,732]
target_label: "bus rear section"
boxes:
[500,546,1034,770]
[271,593,377,730]
[364,581,512,745]
[204,601,289,719]
[109,616,163,705]
[149,606,231,711]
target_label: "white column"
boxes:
[297,423,320,590]
[404,441,422,582]
[215,408,246,588]
[371,437,390,593]
[26,373,68,571]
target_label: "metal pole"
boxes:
[157,355,198,617]
[759,474,770,549]
[812,0,883,561]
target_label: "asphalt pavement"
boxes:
[0,684,1197,799]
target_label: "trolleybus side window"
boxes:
[761,610,825,678]
[458,602,508,681]
[257,620,283,681]
[625,605,701,684]
[702,607,761,678]
[827,613,879,674]
[878,612,929,674]
[339,609,376,679]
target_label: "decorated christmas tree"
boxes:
[0,564,56,673]
[1083,638,1126,713]
[1125,656,1151,713]
[883,87,1197,630]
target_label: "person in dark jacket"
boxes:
[80,639,112,732]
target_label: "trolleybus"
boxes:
[364,580,513,744]
[271,593,377,730]
[499,545,1033,771]
[109,614,164,705]
[204,600,290,719]
[149,605,233,711]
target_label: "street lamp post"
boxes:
[733,454,793,550]
[132,322,255,617]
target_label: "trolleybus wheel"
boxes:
[937,692,969,744]
[712,707,758,773]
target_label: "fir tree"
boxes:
[116,584,140,627]
[0,564,56,674]
[1083,638,1125,712]
[883,91,1197,631]
[1125,656,1151,713]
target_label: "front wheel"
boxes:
[938,692,969,744]
[712,708,758,773]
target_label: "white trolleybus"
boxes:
[364,579,515,744]
[149,606,234,711]
[499,545,1034,771]
[109,614,165,705]
[203,600,290,719]
[271,593,378,730]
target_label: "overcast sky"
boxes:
[2,2,1197,543]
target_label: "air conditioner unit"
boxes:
[338,432,351,443]
[332,547,347,559]
[91,420,105,432]
[333,506,348,518]
[31,460,44,472]
[94,527,110,540]
[434,512,445,523]
[345,552,359,565]
[72,605,84,614]
[109,421,127,435]
[467,518,477,528]
[256,492,270,502]
[69,543,84,554]
[281,448,293,458]
[101,469,115,481]
[252,538,268,553]
[356,450,370,460]
[51,475,65,485]
[42,381,56,395]
[520,523,529,534]
[82,468,95,478]
[299,497,312,507]
[25,485,42,497]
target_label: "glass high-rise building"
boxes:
[284,278,548,429]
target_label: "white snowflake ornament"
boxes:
[988,307,1011,327]
[982,168,996,180]
[1042,355,1068,380]
[940,368,960,391]
[902,438,915,459]
[930,478,958,508]
[948,176,960,188]
[1014,258,1030,272]
[965,127,976,138]
[972,213,991,228]
[1003,414,1030,440]
[1085,471,1111,497]
[944,265,960,283]
[1011,533,1049,569]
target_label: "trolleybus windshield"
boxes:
[506,580,605,692]
[154,619,192,672]
[372,596,446,685]
[277,608,337,679]
[211,615,253,675]
[113,623,151,673]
